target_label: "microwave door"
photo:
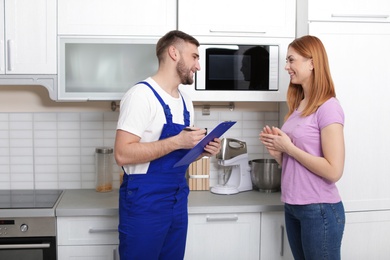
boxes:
[197,44,277,91]
[197,45,239,90]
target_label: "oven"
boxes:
[0,190,63,260]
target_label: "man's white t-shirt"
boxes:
[116,77,194,174]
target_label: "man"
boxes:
[114,30,221,260]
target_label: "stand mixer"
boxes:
[210,138,253,195]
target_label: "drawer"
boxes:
[57,216,119,245]
[58,245,119,260]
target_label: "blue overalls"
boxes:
[119,81,191,260]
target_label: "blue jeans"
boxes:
[284,202,345,260]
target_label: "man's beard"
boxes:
[176,58,194,85]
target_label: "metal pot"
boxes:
[249,159,281,192]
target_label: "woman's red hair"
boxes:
[285,35,336,120]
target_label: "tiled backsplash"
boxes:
[0,110,278,190]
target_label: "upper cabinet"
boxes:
[307,0,390,212]
[58,0,176,36]
[308,22,390,212]
[57,37,159,101]
[308,0,390,22]
[1,1,297,102]
[178,0,296,39]
[0,0,56,74]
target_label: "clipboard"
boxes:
[174,121,236,167]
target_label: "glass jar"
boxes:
[95,147,113,192]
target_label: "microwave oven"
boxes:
[180,38,292,102]
[196,44,279,91]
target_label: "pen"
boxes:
[183,127,208,135]
[183,127,195,131]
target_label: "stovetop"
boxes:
[0,190,63,209]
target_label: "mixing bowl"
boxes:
[249,159,281,192]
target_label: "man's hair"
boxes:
[156,30,200,62]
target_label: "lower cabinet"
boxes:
[260,210,390,259]
[184,213,260,260]
[57,211,296,260]
[58,245,119,260]
[342,210,390,259]
[57,216,119,260]
[260,212,293,260]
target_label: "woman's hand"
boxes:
[261,126,292,152]
[259,125,292,164]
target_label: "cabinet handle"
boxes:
[89,228,118,233]
[206,215,238,222]
[113,246,119,260]
[7,40,13,71]
[0,40,3,72]
[209,29,266,34]
[280,225,285,257]
[331,14,389,19]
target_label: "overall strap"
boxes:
[139,81,172,124]
[179,90,190,127]
[139,81,190,126]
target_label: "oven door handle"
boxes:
[0,243,51,249]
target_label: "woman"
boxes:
[260,35,345,259]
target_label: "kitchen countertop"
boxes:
[55,189,284,217]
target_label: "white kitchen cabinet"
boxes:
[58,245,119,260]
[308,22,390,212]
[178,0,296,39]
[57,37,159,101]
[260,212,293,260]
[0,0,56,74]
[184,213,260,260]
[308,0,390,22]
[342,211,390,259]
[58,0,176,36]
[57,216,119,260]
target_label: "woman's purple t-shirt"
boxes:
[280,97,344,205]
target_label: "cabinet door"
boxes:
[57,37,159,101]
[309,22,390,211]
[57,216,119,245]
[260,212,293,260]
[342,211,390,258]
[0,1,4,74]
[308,0,390,22]
[58,245,119,260]
[178,0,296,38]
[3,0,56,74]
[58,0,176,36]
[185,213,260,260]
